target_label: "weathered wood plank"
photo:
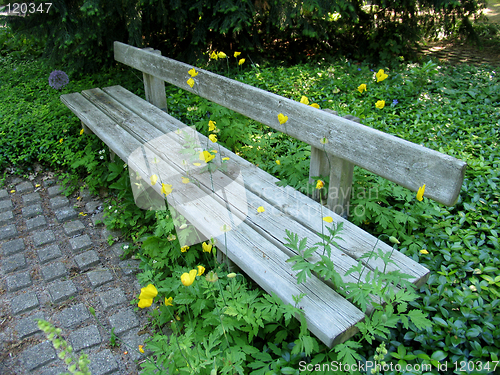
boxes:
[98,86,430,288]
[142,48,168,111]
[114,41,466,206]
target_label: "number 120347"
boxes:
[5,3,52,14]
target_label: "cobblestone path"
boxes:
[0,176,151,375]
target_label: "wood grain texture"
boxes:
[114,41,466,206]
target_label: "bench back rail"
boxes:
[114,41,466,213]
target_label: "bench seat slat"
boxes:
[114,41,466,207]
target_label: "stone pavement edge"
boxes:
[0,176,155,375]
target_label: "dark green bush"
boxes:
[3,0,487,74]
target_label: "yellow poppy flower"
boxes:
[181,246,189,253]
[138,298,153,308]
[209,134,217,143]
[181,269,197,286]
[182,177,189,184]
[165,297,173,306]
[218,51,227,59]
[199,150,215,163]
[208,120,217,131]
[416,184,426,201]
[150,174,158,186]
[358,84,367,93]
[276,160,281,165]
[309,103,320,109]
[202,242,212,253]
[210,51,218,60]
[139,345,145,353]
[10,190,15,193]
[80,129,84,135]
[161,183,172,196]
[316,180,324,189]
[59,138,63,144]
[375,100,385,109]
[376,69,388,82]
[139,284,158,300]
[420,249,429,255]
[300,96,309,105]
[197,265,205,276]
[323,216,333,223]
[188,68,198,77]
[222,157,229,161]
[277,113,288,125]
[187,78,195,88]
[238,58,245,66]
[234,51,241,58]
[257,206,265,213]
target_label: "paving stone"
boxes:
[0,189,8,200]
[99,288,127,310]
[54,206,78,222]
[2,253,27,273]
[11,291,39,315]
[110,242,129,258]
[119,259,140,276]
[26,215,47,231]
[37,244,62,264]
[63,220,85,236]
[38,365,68,375]
[16,181,34,194]
[74,250,100,271]
[108,308,139,336]
[48,280,77,304]
[79,188,92,202]
[87,268,113,289]
[120,328,151,361]
[69,234,92,252]
[0,199,13,213]
[2,238,25,256]
[69,325,102,352]
[16,311,44,339]
[22,203,43,218]
[86,201,101,213]
[47,185,63,197]
[88,349,120,375]
[22,340,56,371]
[54,303,90,329]
[22,192,41,205]
[0,224,17,240]
[92,212,105,226]
[0,210,13,226]
[41,262,67,282]
[101,227,121,242]
[49,195,69,209]
[33,230,56,247]
[6,270,32,292]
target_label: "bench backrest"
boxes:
[114,41,466,210]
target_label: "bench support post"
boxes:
[309,110,359,218]
[217,249,239,273]
[142,48,168,112]
[81,120,93,135]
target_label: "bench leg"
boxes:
[81,121,93,135]
[216,249,239,273]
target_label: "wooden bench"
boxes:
[60,41,466,348]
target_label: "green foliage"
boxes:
[3,0,488,72]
